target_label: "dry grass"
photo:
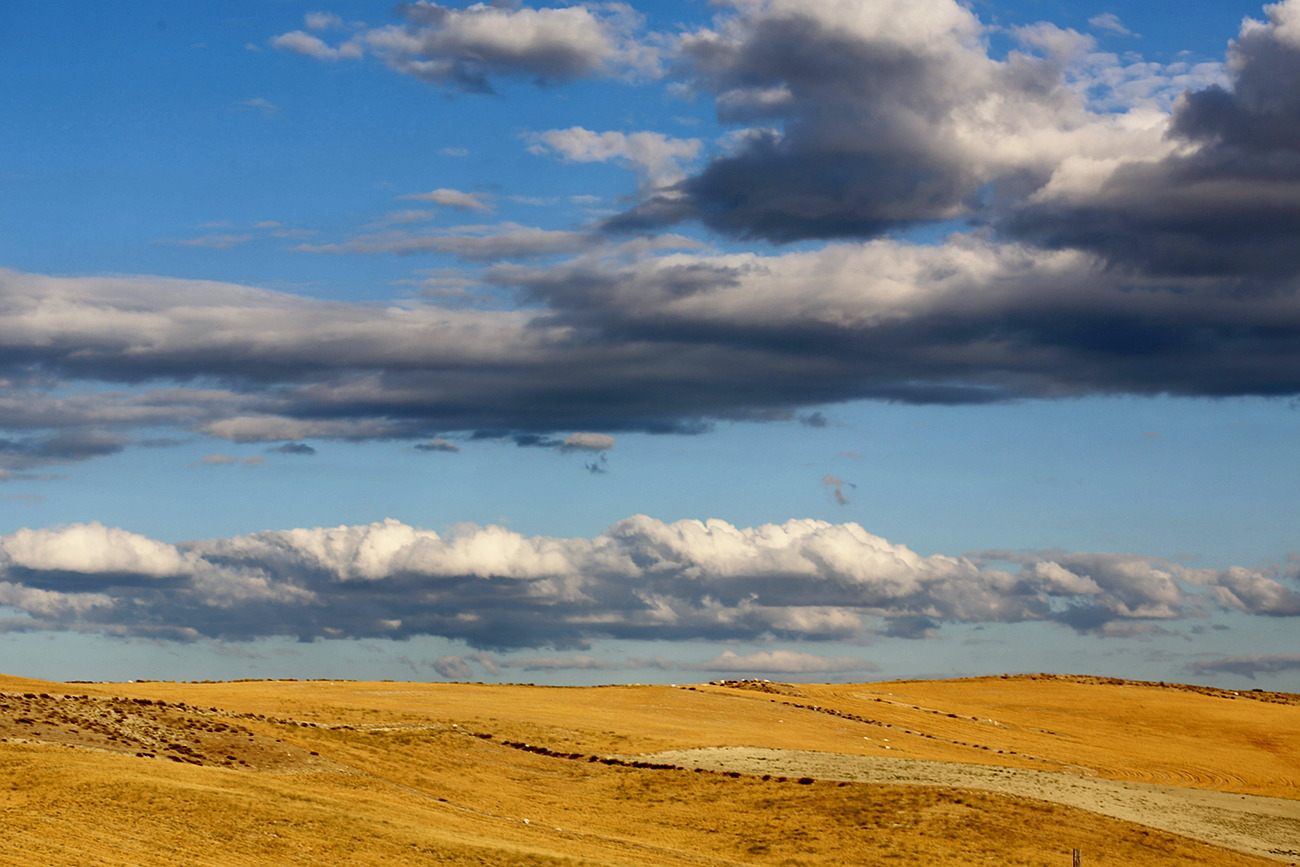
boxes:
[780,674,1300,798]
[1,673,1294,865]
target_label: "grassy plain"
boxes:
[1,673,1296,865]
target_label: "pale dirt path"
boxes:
[638,747,1300,863]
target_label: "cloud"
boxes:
[235,97,278,116]
[1189,653,1300,680]
[1,522,190,578]
[0,515,1287,646]
[280,2,659,93]
[561,432,615,452]
[1088,13,1135,37]
[415,438,460,453]
[1209,566,1300,616]
[270,442,317,456]
[199,454,264,467]
[9,217,1300,475]
[821,475,854,506]
[12,6,1300,471]
[304,12,345,32]
[171,234,256,249]
[165,220,310,250]
[0,430,127,473]
[606,0,1168,242]
[378,209,436,226]
[1004,2,1300,278]
[528,127,702,187]
[297,223,587,260]
[399,188,493,213]
[696,649,876,674]
[271,30,363,61]
[431,655,473,679]
[500,654,615,672]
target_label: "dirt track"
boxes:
[641,747,1300,863]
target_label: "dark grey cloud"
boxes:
[273,3,658,94]
[414,438,460,453]
[8,7,1300,472]
[431,655,473,679]
[8,222,1300,476]
[0,430,127,473]
[606,1,1117,242]
[598,0,1300,300]
[1003,4,1300,278]
[270,442,316,456]
[0,516,1290,647]
[1189,653,1300,680]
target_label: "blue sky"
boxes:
[1,0,1298,688]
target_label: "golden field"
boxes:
[1,672,1297,865]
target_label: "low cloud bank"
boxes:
[1189,653,1300,680]
[0,516,1293,647]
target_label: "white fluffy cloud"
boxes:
[0,522,191,578]
[528,127,702,187]
[0,516,1291,645]
[271,29,363,61]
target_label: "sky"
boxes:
[1,0,1298,689]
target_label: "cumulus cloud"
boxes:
[528,127,702,187]
[0,516,1288,645]
[275,2,658,93]
[1005,1,1300,278]
[608,0,1169,241]
[271,29,363,61]
[1,522,191,578]
[9,217,1300,475]
[10,6,1300,471]
[1088,13,1135,37]
[1209,566,1300,616]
